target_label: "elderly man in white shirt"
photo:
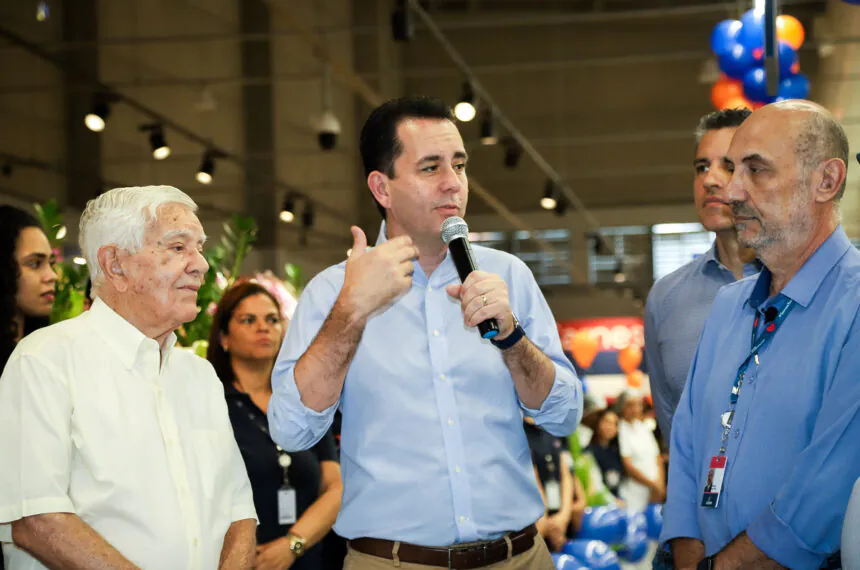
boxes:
[0,186,257,570]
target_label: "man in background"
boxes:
[645,108,760,442]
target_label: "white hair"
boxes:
[79,185,198,293]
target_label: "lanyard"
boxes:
[718,296,795,455]
[234,398,292,486]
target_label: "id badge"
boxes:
[278,486,297,525]
[545,479,562,511]
[701,456,727,509]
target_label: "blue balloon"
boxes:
[561,540,621,570]
[778,41,798,76]
[743,67,768,103]
[738,9,765,49]
[778,73,811,99]
[710,19,742,56]
[617,512,649,562]
[551,553,590,570]
[719,43,756,80]
[645,503,664,540]
[577,506,627,544]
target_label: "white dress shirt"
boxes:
[0,298,256,570]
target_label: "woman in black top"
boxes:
[0,205,56,570]
[584,408,626,499]
[209,282,342,570]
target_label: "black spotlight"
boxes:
[301,202,315,229]
[480,109,497,145]
[391,0,413,42]
[279,195,296,223]
[503,137,522,169]
[139,123,170,160]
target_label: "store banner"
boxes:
[557,317,646,375]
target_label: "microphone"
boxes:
[764,306,778,323]
[440,216,500,340]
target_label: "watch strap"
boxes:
[491,319,525,350]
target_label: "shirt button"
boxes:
[459,516,466,522]
[447,419,454,426]
[427,285,433,292]
[455,466,461,473]
[733,429,740,438]
[433,330,440,337]
[439,374,447,382]
[193,538,198,547]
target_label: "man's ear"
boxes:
[815,158,846,203]
[97,245,130,293]
[367,171,391,211]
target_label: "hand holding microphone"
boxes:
[442,217,515,341]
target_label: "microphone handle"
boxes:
[449,237,500,340]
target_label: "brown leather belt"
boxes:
[348,524,537,569]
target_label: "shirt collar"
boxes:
[88,297,177,371]
[702,239,763,276]
[747,225,851,310]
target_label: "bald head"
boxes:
[756,100,850,200]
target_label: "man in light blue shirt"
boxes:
[661,101,859,569]
[645,108,760,443]
[268,96,581,569]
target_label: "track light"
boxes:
[85,94,114,132]
[302,202,315,229]
[1,162,12,177]
[454,82,476,122]
[279,196,296,223]
[613,259,626,283]
[503,137,523,169]
[540,180,558,210]
[390,0,413,42]
[139,124,170,160]
[480,109,497,145]
[554,195,569,216]
[196,150,217,184]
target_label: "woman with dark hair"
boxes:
[208,281,342,570]
[584,408,626,500]
[0,204,56,570]
[0,204,57,369]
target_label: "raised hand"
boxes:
[338,226,419,323]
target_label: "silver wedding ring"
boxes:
[481,294,488,307]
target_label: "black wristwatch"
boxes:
[696,555,715,570]
[491,315,525,350]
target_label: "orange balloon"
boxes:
[571,330,600,370]
[721,95,754,111]
[777,15,805,50]
[626,370,644,389]
[617,344,643,375]
[711,77,744,109]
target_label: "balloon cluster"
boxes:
[551,504,663,569]
[709,10,809,110]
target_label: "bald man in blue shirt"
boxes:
[661,101,860,569]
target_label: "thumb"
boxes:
[446,283,462,299]
[349,226,368,259]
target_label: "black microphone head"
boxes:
[440,216,468,245]
[764,306,779,322]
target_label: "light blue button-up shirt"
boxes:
[268,224,582,546]
[660,226,860,568]
[645,242,760,440]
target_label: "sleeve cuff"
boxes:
[269,367,338,452]
[0,496,76,526]
[658,500,703,545]
[747,503,825,569]
[231,505,259,524]
[522,363,582,437]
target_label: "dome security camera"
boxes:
[314,109,341,151]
